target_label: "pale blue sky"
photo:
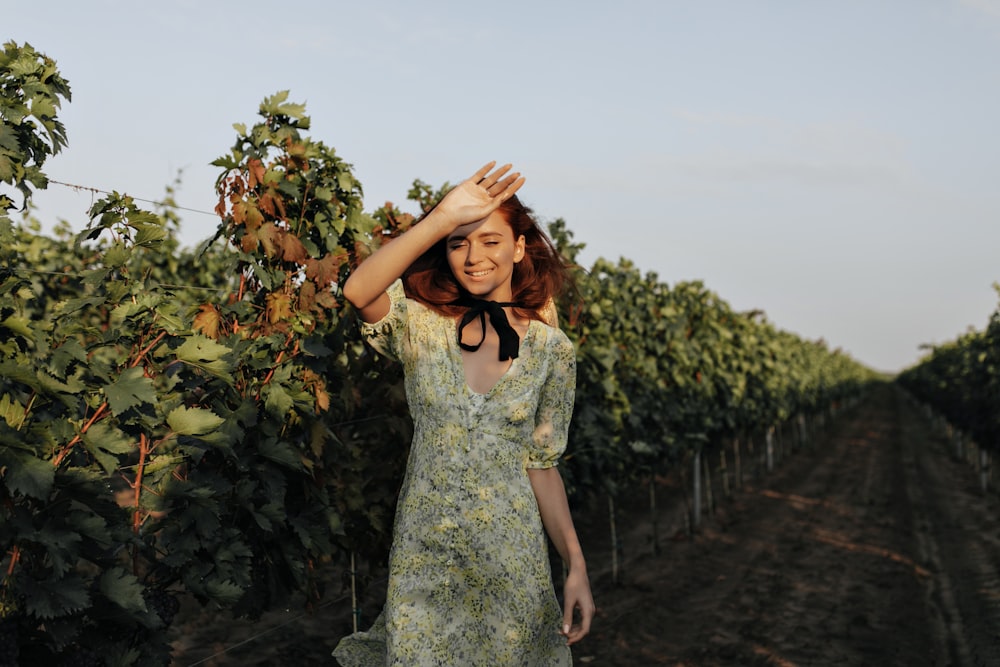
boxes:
[11,0,1000,373]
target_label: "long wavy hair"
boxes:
[402,195,572,324]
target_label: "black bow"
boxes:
[454,296,522,361]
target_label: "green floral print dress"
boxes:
[333,280,575,666]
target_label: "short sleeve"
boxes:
[358,279,407,361]
[527,329,577,469]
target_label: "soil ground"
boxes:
[169,385,1000,666]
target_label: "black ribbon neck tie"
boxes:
[454,297,522,361]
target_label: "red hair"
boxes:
[402,195,572,323]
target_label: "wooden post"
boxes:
[720,447,731,499]
[765,426,775,473]
[649,477,660,555]
[609,495,620,585]
[350,551,360,633]
[679,467,693,536]
[979,448,991,494]
[733,436,743,491]
[774,422,785,464]
[702,453,714,516]
[692,450,702,530]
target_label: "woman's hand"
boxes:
[429,161,525,231]
[561,565,595,646]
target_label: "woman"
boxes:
[334,162,594,666]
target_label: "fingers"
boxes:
[470,162,525,200]
[441,161,525,226]
[470,161,498,183]
[572,599,595,645]
[477,162,511,188]
[562,597,574,639]
[562,610,593,645]
[561,588,595,646]
[491,172,525,200]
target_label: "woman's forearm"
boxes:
[527,467,586,570]
[342,210,450,317]
[529,465,595,644]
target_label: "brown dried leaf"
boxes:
[192,304,222,339]
[278,232,309,264]
[314,385,330,412]
[314,289,338,311]
[240,226,259,253]
[248,158,266,189]
[298,280,317,315]
[245,201,264,231]
[259,191,276,217]
[231,200,247,226]
[266,292,293,324]
[258,222,278,258]
[304,252,344,288]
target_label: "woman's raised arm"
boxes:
[342,161,525,323]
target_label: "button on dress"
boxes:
[333,281,575,666]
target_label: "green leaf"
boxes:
[37,367,85,398]
[166,405,225,436]
[100,566,147,614]
[0,393,25,428]
[301,336,333,357]
[173,335,234,379]
[0,447,55,498]
[258,439,303,471]
[152,306,189,335]
[263,384,293,417]
[66,509,112,547]
[50,337,88,375]
[106,648,142,667]
[1,313,32,339]
[57,295,106,316]
[133,222,167,246]
[103,242,130,269]
[82,420,135,474]
[21,573,90,619]
[109,301,151,328]
[104,366,157,415]
[205,578,245,606]
[27,523,82,577]
[0,360,40,390]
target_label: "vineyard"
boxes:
[2,42,998,667]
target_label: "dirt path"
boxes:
[169,385,1000,666]
[573,386,1000,666]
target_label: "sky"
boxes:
[10,0,1000,374]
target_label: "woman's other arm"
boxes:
[342,161,524,323]
[528,467,595,645]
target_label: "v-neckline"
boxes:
[456,319,536,397]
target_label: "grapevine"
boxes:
[0,39,878,663]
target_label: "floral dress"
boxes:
[333,281,575,666]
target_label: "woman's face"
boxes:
[446,210,526,302]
